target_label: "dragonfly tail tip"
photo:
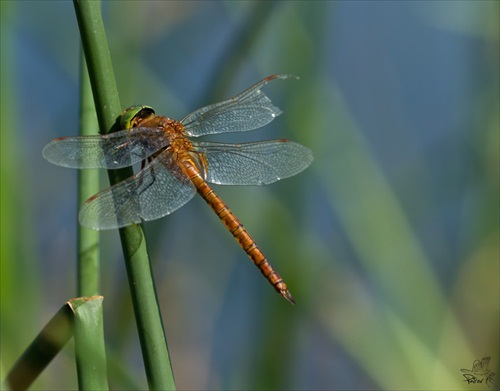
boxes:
[281,289,296,305]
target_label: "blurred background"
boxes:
[1,1,498,390]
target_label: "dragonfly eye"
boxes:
[120,105,155,129]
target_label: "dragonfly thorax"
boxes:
[136,114,186,137]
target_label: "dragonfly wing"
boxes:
[182,75,296,137]
[195,140,313,185]
[79,150,195,230]
[42,127,170,169]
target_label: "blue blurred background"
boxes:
[1,1,498,390]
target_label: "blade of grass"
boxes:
[0,0,41,374]
[3,303,73,391]
[71,296,109,390]
[73,1,176,389]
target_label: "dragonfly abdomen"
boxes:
[179,155,295,304]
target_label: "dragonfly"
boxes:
[43,74,313,304]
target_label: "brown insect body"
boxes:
[136,112,295,304]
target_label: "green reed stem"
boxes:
[71,297,109,390]
[77,57,101,297]
[74,57,109,390]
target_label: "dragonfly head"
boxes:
[120,105,156,129]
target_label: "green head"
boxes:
[120,105,155,129]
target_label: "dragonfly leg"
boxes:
[135,157,157,192]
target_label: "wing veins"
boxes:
[181,75,294,137]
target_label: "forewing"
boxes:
[182,75,296,137]
[42,127,170,169]
[195,140,313,185]
[79,150,195,230]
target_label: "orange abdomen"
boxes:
[179,153,295,304]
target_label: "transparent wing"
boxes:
[79,150,195,230]
[42,127,170,169]
[181,75,296,137]
[194,140,313,185]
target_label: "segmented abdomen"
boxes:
[179,153,295,304]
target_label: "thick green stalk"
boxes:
[73,2,176,389]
